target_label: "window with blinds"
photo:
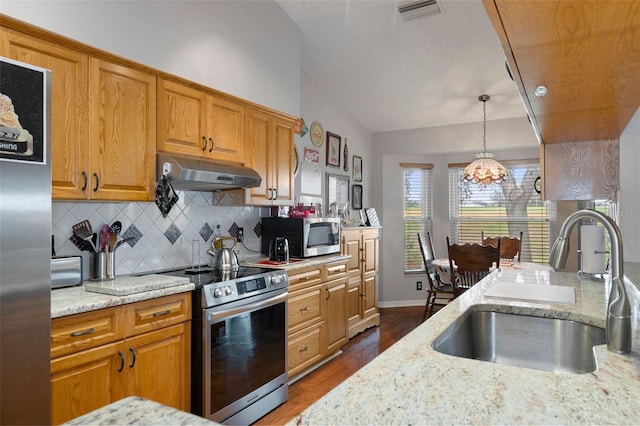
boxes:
[448,160,556,263]
[402,164,433,273]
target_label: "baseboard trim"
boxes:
[378,299,426,308]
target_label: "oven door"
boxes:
[204,289,288,423]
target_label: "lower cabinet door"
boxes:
[50,341,126,425]
[124,323,191,411]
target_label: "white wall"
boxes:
[296,71,372,213]
[620,107,640,262]
[2,0,301,116]
[372,117,539,306]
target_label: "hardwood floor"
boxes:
[255,306,424,425]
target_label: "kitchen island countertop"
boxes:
[63,396,217,425]
[290,264,640,425]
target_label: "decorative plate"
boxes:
[309,120,324,147]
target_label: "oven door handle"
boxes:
[207,291,288,322]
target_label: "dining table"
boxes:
[432,258,554,285]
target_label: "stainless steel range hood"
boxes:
[157,152,261,191]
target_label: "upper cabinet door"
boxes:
[89,58,156,201]
[244,107,272,203]
[157,79,207,156]
[0,29,90,199]
[271,116,294,205]
[205,95,245,164]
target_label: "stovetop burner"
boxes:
[159,265,276,289]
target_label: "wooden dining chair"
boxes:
[446,236,501,297]
[417,232,455,321]
[482,231,523,262]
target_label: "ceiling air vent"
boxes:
[396,0,441,22]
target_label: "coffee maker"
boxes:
[269,237,289,262]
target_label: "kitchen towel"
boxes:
[580,225,606,274]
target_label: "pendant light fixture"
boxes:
[461,95,508,185]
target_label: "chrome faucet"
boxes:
[549,209,631,354]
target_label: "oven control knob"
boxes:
[224,286,232,295]
[271,275,282,285]
[213,288,223,298]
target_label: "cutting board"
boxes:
[484,282,575,304]
[85,275,190,296]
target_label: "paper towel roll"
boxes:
[580,225,605,274]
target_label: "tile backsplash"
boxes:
[53,191,268,277]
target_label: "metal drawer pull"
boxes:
[129,347,137,368]
[70,327,95,337]
[299,306,309,312]
[152,309,171,317]
[300,346,308,352]
[118,351,125,372]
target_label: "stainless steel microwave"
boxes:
[261,217,341,258]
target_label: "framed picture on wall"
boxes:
[353,155,362,182]
[326,132,341,167]
[352,184,363,210]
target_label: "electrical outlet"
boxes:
[236,227,244,242]
[416,281,422,291]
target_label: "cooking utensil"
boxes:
[114,236,135,250]
[109,232,118,252]
[110,220,122,235]
[72,220,98,252]
[99,224,110,251]
[207,236,239,270]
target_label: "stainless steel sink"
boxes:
[431,310,605,374]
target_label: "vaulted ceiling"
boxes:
[275,0,527,133]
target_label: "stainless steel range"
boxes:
[160,266,289,424]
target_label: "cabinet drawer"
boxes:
[287,266,322,291]
[323,260,348,281]
[288,284,323,332]
[51,307,125,359]
[288,324,322,378]
[125,293,191,337]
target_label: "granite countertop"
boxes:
[242,253,351,272]
[63,396,217,425]
[291,265,640,425]
[51,275,194,318]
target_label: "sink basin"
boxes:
[431,310,605,374]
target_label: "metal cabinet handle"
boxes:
[93,173,99,192]
[118,351,125,372]
[208,137,214,153]
[325,288,330,300]
[202,136,207,151]
[273,188,278,200]
[81,171,88,191]
[129,347,136,368]
[152,309,171,317]
[70,327,95,337]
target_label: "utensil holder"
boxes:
[90,251,115,281]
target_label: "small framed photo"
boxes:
[326,132,341,167]
[352,184,363,210]
[353,155,362,182]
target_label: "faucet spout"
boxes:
[549,209,631,354]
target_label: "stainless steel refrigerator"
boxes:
[0,56,52,424]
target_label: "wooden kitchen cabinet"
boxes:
[341,228,380,338]
[157,78,245,164]
[89,58,156,201]
[286,259,348,379]
[244,107,295,206]
[50,293,191,425]
[0,28,90,199]
[0,22,156,201]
